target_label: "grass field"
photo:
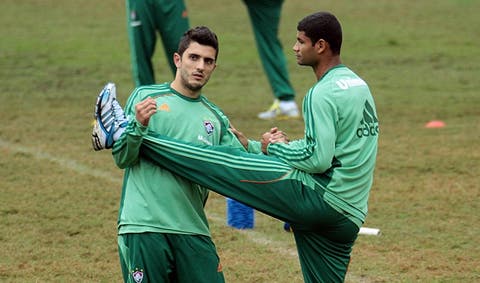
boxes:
[1,0,479,282]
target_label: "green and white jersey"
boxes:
[267,65,379,226]
[112,83,242,236]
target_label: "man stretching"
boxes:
[93,12,379,283]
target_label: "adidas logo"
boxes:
[356,100,379,138]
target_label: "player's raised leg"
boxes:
[138,133,335,226]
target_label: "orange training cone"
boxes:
[425,120,446,128]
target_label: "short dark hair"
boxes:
[177,26,219,60]
[297,12,342,55]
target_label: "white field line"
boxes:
[1,139,372,282]
[207,213,298,258]
[0,138,296,256]
[0,139,119,184]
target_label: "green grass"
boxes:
[1,0,479,282]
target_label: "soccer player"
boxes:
[93,26,244,283]
[95,12,379,282]
[126,0,189,86]
[242,0,300,120]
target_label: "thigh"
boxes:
[244,0,283,26]
[154,0,189,53]
[118,233,174,283]
[141,135,305,222]
[169,234,225,283]
[141,134,338,225]
[126,0,157,84]
[293,228,357,283]
[150,0,189,73]
[126,0,157,40]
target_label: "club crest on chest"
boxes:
[203,120,214,135]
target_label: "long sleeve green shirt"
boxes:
[112,83,242,236]
[259,65,379,226]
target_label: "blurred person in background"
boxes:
[243,0,300,120]
[126,0,189,86]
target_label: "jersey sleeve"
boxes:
[246,140,263,154]
[267,88,337,173]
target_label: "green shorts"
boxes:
[118,232,224,283]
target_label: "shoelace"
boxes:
[112,99,127,124]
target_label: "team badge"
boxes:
[203,120,214,135]
[131,268,144,283]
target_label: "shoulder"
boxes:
[136,83,171,94]
[124,83,173,111]
[316,66,369,96]
[332,67,368,89]
[131,83,173,100]
[200,95,223,112]
[200,96,231,125]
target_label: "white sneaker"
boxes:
[91,83,128,151]
[258,99,300,120]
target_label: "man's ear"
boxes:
[173,52,181,68]
[315,39,328,54]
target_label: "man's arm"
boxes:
[112,95,157,169]
[264,95,337,174]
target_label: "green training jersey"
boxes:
[267,65,379,226]
[112,83,242,236]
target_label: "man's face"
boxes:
[293,31,317,66]
[175,42,217,92]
